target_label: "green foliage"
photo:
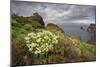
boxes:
[12,36,29,66]
[24,29,60,55]
[12,14,96,66]
[79,42,96,61]
[82,42,96,54]
[33,55,66,64]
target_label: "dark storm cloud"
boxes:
[11,1,96,25]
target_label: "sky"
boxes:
[11,1,96,25]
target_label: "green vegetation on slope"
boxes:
[11,14,96,66]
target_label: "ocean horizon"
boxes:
[59,23,94,42]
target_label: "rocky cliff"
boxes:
[47,23,65,33]
[87,24,96,33]
[87,24,96,45]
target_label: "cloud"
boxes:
[11,1,96,25]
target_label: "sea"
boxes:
[59,23,94,42]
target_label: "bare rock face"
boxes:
[87,24,96,33]
[26,13,45,26]
[87,36,96,45]
[32,13,45,26]
[47,23,65,33]
[87,24,96,45]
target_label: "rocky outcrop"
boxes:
[87,24,96,33]
[26,13,45,26]
[87,24,96,45]
[87,36,96,45]
[32,13,45,26]
[47,23,65,33]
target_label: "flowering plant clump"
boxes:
[24,29,59,55]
